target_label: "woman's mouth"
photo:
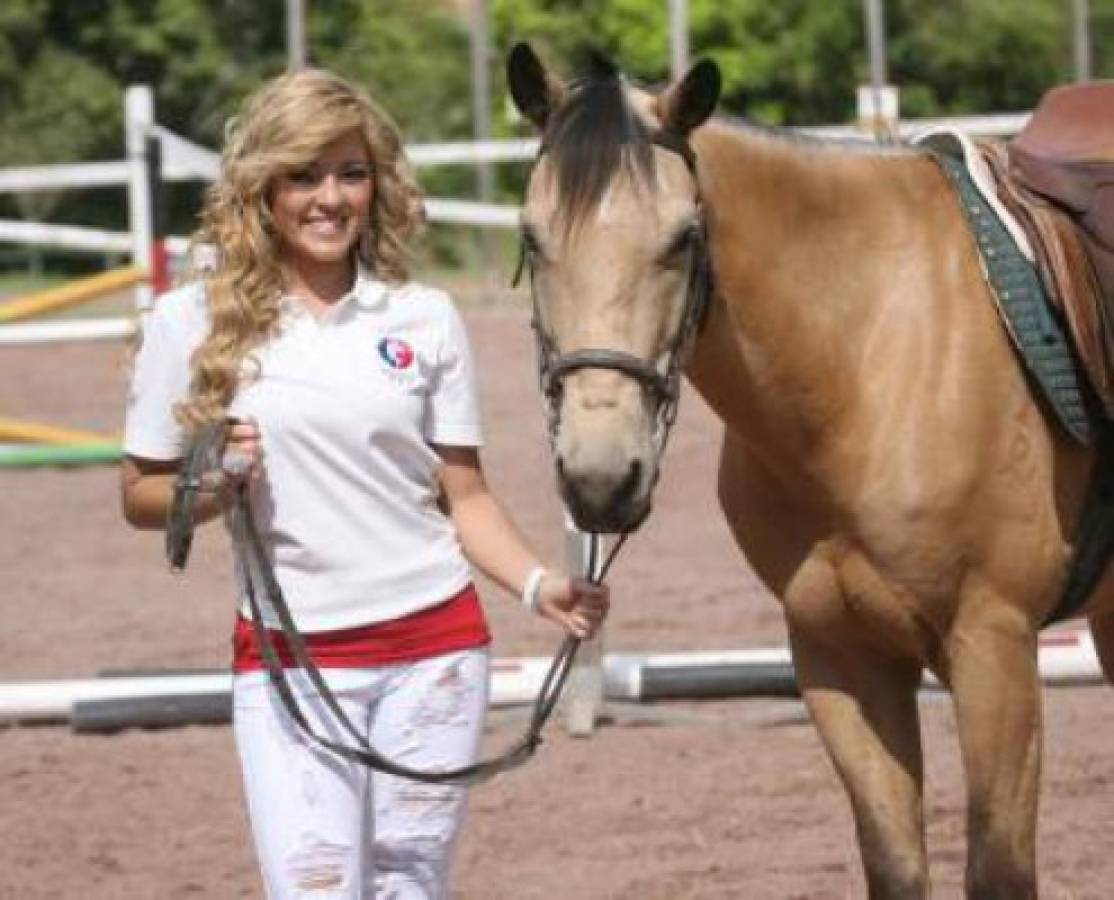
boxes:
[304,218,348,237]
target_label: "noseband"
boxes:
[514,129,713,459]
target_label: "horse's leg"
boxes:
[716,437,927,898]
[787,570,928,900]
[946,600,1041,899]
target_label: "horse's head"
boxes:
[508,44,721,533]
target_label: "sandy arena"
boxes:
[2,297,1113,899]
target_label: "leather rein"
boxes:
[167,419,625,786]
[514,128,714,460]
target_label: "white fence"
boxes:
[0,81,1033,301]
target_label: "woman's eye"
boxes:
[286,169,317,186]
[341,166,371,182]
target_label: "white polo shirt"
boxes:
[124,270,483,632]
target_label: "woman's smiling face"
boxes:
[270,130,374,272]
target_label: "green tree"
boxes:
[890,0,1074,117]
[4,0,1114,272]
[491,0,864,125]
[491,0,1104,127]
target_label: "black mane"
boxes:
[541,62,655,228]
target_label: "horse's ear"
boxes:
[507,42,565,130]
[658,59,721,136]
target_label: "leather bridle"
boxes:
[514,129,714,461]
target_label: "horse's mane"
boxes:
[719,113,920,159]
[541,57,656,229]
[539,61,919,232]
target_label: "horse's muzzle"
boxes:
[556,455,653,533]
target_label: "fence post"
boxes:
[563,517,606,736]
[125,85,154,311]
[145,134,170,297]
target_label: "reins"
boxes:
[168,419,628,786]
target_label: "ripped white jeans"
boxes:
[233,648,489,899]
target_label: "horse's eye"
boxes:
[521,227,546,264]
[514,227,545,287]
[658,227,696,268]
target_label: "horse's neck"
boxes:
[688,123,939,459]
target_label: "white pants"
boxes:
[233,648,489,899]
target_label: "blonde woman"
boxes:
[121,68,608,899]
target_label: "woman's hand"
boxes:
[431,444,611,638]
[205,418,263,499]
[535,574,610,639]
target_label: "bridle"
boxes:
[514,128,714,462]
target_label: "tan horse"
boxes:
[507,44,1114,898]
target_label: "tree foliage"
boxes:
[492,0,1104,126]
[1,0,1112,262]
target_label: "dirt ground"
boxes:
[2,298,1114,899]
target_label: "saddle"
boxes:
[981,81,1114,418]
[975,82,1114,622]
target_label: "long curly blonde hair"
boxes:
[178,68,424,427]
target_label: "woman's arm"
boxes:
[434,444,609,638]
[120,419,263,530]
[120,455,222,530]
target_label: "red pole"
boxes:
[151,238,170,296]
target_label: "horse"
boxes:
[505,43,1114,898]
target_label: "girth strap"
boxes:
[935,152,1093,444]
[936,152,1114,624]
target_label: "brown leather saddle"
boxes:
[976,82,1114,622]
[981,81,1114,419]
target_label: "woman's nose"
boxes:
[315,175,343,207]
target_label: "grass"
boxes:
[0,271,69,299]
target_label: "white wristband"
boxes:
[521,566,547,613]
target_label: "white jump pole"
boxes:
[562,518,607,737]
[125,85,154,312]
[0,629,1101,730]
[0,659,560,727]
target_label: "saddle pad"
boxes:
[935,152,1093,445]
[913,127,1035,262]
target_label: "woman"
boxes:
[121,68,608,899]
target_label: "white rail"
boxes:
[0,318,136,345]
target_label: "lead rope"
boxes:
[168,425,628,786]
[520,530,627,736]
[233,487,628,786]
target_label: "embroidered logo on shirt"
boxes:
[377,337,415,370]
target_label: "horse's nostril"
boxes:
[615,459,641,504]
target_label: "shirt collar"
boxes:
[352,263,389,309]
[279,262,388,318]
